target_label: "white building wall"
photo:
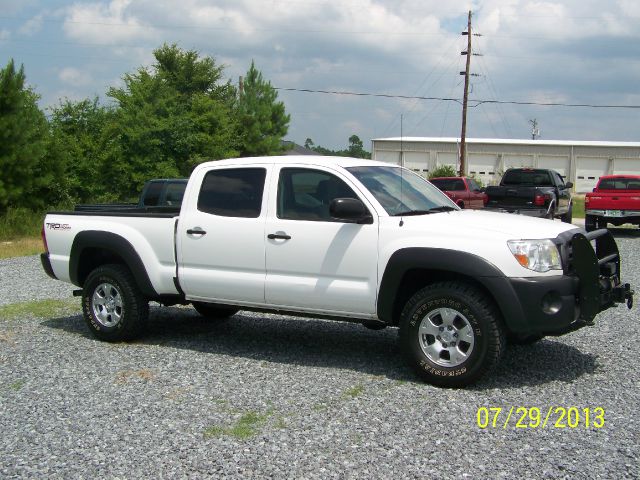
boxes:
[371,138,640,192]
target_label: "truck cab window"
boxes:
[198,168,266,218]
[277,168,358,221]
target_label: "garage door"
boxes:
[404,152,429,177]
[614,158,640,175]
[436,152,458,171]
[468,154,498,186]
[538,155,570,180]
[374,150,401,165]
[576,156,609,192]
[504,155,534,169]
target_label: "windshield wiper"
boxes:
[392,209,434,216]
[392,206,457,216]
[427,206,457,212]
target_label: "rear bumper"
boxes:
[40,253,58,280]
[586,209,640,224]
[503,229,634,336]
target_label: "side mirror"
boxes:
[330,198,373,224]
[565,182,573,189]
[592,187,597,192]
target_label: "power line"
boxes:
[274,87,640,109]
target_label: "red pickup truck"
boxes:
[585,175,640,231]
[429,176,487,209]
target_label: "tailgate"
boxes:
[485,186,540,209]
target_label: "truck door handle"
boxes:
[267,233,291,240]
[186,229,207,235]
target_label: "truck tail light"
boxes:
[585,196,590,205]
[534,194,546,206]
[41,225,48,253]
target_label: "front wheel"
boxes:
[82,264,149,341]
[399,282,505,388]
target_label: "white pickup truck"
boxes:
[41,156,634,387]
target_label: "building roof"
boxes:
[372,137,640,148]
[281,141,317,155]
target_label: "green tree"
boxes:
[346,134,369,159]
[106,44,238,198]
[0,59,50,212]
[237,61,290,156]
[47,97,113,203]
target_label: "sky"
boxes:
[1,0,639,150]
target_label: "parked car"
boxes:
[485,168,573,222]
[74,179,188,212]
[41,156,633,388]
[429,176,487,209]
[585,175,640,231]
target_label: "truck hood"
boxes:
[395,209,579,240]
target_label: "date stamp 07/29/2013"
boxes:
[476,406,606,430]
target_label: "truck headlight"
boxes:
[507,239,562,273]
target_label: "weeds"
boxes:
[204,410,273,440]
[0,298,78,321]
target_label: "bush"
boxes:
[429,165,458,179]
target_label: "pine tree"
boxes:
[0,59,49,212]
[237,61,290,156]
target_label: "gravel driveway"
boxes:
[1,229,639,479]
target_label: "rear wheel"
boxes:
[192,302,239,319]
[82,264,148,341]
[399,282,505,388]
[585,214,596,232]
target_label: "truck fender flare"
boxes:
[69,230,158,298]
[376,247,527,331]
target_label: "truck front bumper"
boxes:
[505,229,634,336]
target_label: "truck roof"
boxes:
[197,155,391,170]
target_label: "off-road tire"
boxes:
[399,282,505,388]
[82,264,149,342]
[192,302,239,319]
[561,204,573,224]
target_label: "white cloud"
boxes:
[63,0,159,44]
[19,13,44,36]
[59,67,93,87]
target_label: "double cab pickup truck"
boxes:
[429,176,487,209]
[585,175,640,231]
[485,168,573,222]
[41,156,634,387]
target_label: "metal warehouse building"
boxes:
[371,137,640,193]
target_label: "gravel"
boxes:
[1,230,639,479]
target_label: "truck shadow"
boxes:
[42,307,597,388]
[608,227,640,239]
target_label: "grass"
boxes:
[0,237,43,259]
[0,298,79,321]
[204,410,273,440]
[573,195,585,218]
[343,384,365,399]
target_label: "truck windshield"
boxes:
[347,166,458,216]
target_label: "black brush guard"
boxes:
[558,228,634,325]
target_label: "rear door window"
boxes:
[198,168,267,218]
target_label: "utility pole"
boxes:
[459,10,472,177]
[529,118,540,140]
